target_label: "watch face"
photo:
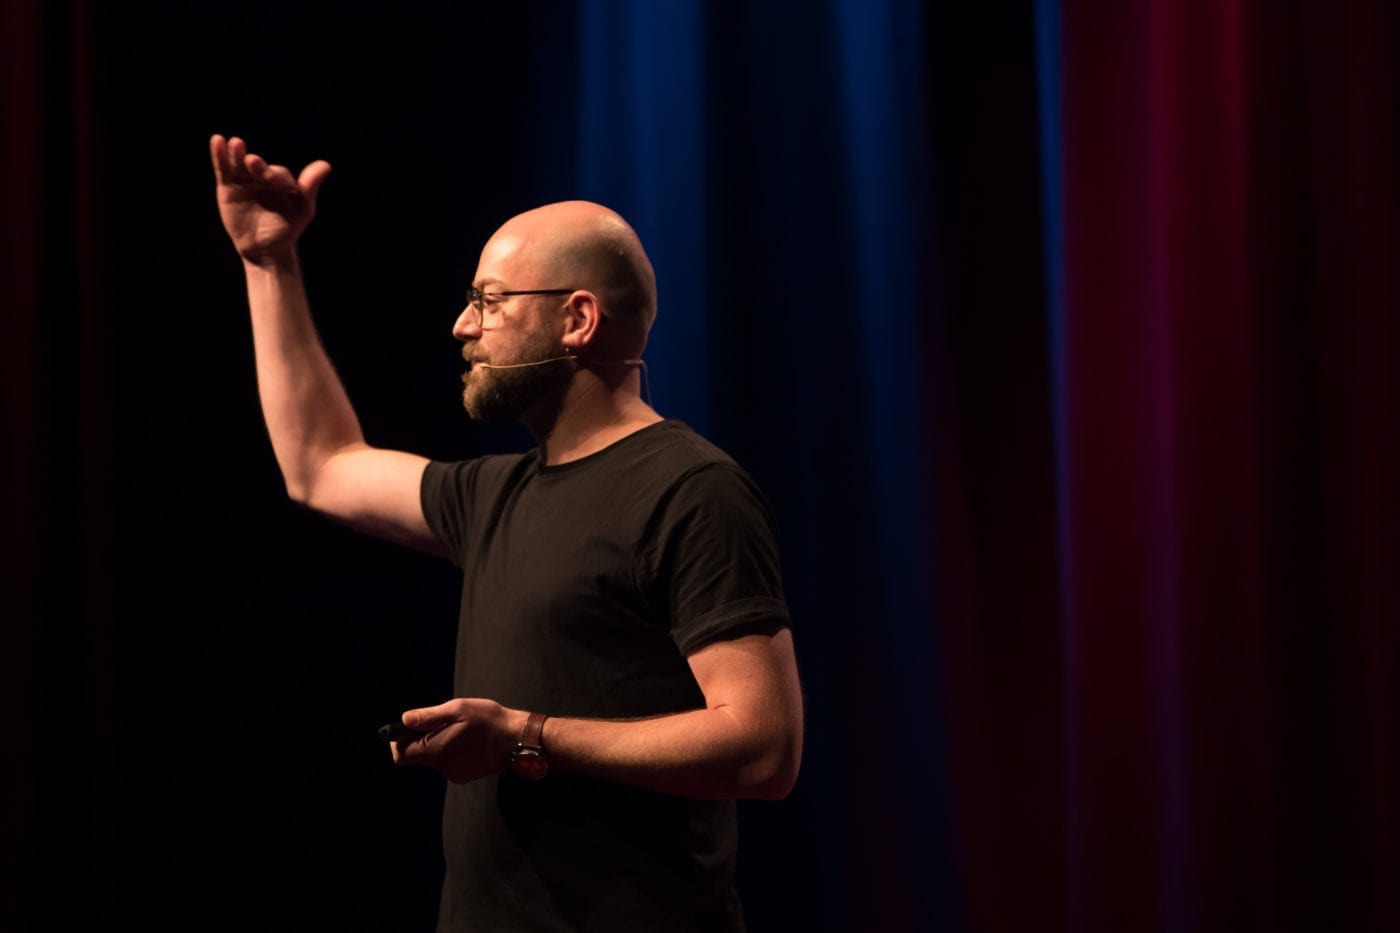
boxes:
[511,748,548,780]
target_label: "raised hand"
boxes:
[209,134,332,263]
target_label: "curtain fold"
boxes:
[1036,1,1397,930]
[5,1,1395,930]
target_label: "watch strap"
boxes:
[510,711,550,781]
[520,711,547,751]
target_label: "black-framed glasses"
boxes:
[464,287,575,329]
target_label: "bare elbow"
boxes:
[760,741,802,800]
[746,769,798,801]
[283,477,312,505]
[282,456,341,510]
[736,729,802,801]
[275,457,319,505]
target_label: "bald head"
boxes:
[483,201,657,355]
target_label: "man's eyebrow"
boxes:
[473,277,502,289]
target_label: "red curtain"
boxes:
[2,1,113,927]
[4,1,1395,930]
[946,1,1397,930]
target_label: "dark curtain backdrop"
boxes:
[4,1,1395,931]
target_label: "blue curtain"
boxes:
[534,2,951,927]
[12,1,1393,930]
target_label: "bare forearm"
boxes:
[399,633,804,798]
[541,704,802,800]
[242,252,365,501]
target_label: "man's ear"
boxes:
[560,290,603,350]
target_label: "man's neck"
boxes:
[524,373,663,465]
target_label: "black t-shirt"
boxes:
[420,419,789,933]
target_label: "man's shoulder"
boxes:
[620,422,781,525]
[632,419,736,467]
[585,419,759,494]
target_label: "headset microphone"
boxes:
[472,355,652,404]
[474,355,577,371]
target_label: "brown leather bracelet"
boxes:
[510,711,550,780]
[522,711,547,750]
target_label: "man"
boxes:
[209,134,803,932]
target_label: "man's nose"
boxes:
[452,307,482,341]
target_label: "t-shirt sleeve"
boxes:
[420,458,486,570]
[643,462,791,655]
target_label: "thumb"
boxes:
[299,159,333,200]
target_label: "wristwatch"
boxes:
[510,711,549,780]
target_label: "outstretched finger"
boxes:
[209,133,228,182]
[228,136,248,176]
[231,137,263,182]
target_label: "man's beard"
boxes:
[461,329,574,422]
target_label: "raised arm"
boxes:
[210,134,440,555]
